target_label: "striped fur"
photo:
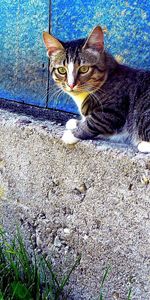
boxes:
[43,26,150,151]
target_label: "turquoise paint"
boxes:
[0,1,150,112]
[51,0,150,68]
[0,0,49,107]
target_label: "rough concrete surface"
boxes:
[0,102,150,300]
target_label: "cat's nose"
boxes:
[68,83,75,90]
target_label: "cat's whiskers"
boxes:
[82,82,105,94]
[77,82,97,92]
[40,83,64,103]
[40,90,50,103]
[74,84,105,114]
[40,83,59,99]
[51,87,65,100]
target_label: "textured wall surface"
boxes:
[1,1,150,111]
[0,103,150,300]
[0,0,49,106]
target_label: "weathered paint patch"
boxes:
[51,0,150,68]
[0,0,49,107]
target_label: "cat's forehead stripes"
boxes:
[62,46,82,66]
[60,46,84,87]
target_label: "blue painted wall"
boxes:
[1,0,150,113]
[0,0,49,107]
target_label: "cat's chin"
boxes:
[64,89,83,95]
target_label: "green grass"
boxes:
[98,267,132,300]
[0,227,81,300]
[99,266,110,300]
[0,226,132,300]
[127,287,132,300]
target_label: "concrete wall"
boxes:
[0,101,150,300]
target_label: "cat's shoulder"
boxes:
[119,63,150,75]
[114,63,150,82]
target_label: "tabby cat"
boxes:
[43,26,150,152]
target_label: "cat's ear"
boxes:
[82,26,104,51]
[43,32,64,56]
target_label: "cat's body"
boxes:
[43,26,150,152]
[76,63,150,144]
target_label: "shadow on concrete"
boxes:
[0,98,76,126]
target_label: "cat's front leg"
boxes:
[62,116,99,144]
[62,116,89,145]
[62,118,92,144]
[62,129,80,144]
[62,118,80,144]
[138,141,150,153]
[65,118,79,130]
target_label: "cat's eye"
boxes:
[79,66,90,74]
[57,67,67,75]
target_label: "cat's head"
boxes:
[43,26,107,96]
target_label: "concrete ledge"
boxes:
[0,101,150,300]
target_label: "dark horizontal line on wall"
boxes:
[0,98,76,125]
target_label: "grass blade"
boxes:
[99,266,111,300]
[127,287,132,300]
[60,254,81,290]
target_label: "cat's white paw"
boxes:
[62,130,79,144]
[138,141,150,153]
[65,119,78,130]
